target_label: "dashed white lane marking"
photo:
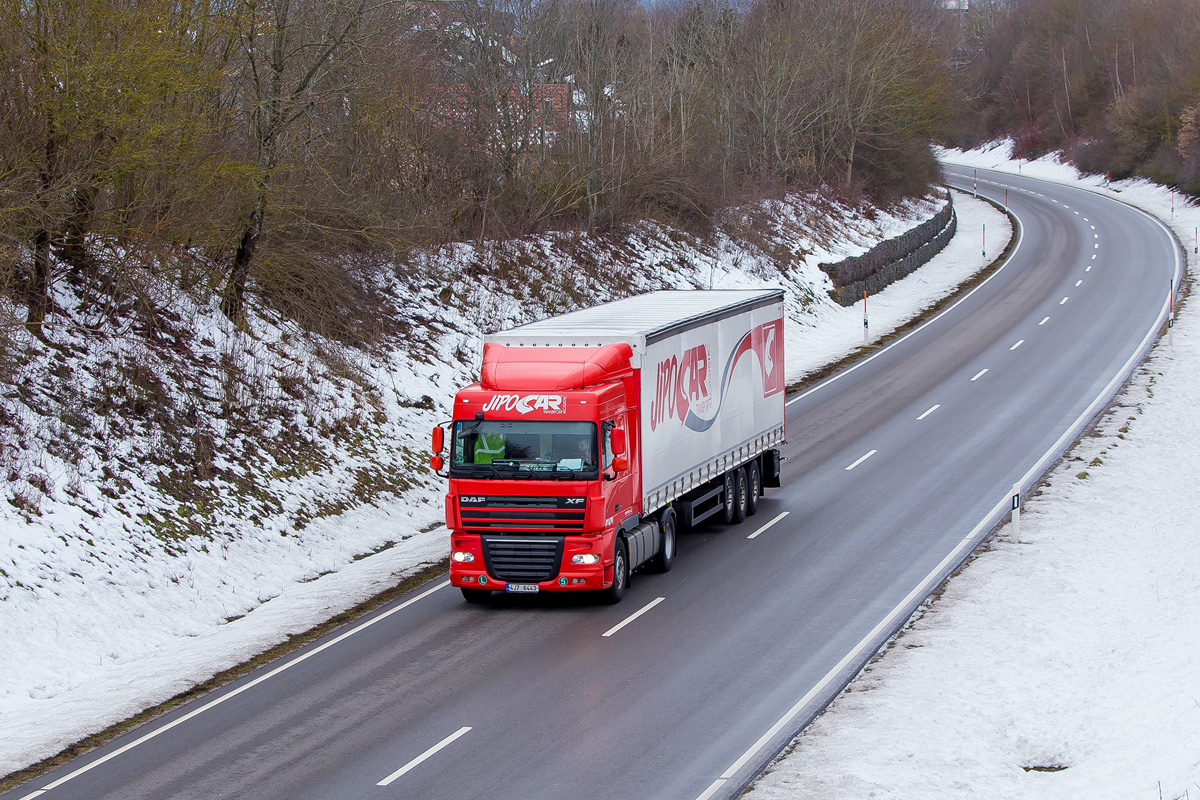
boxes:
[378,727,472,786]
[917,404,941,421]
[1092,253,1097,259]
[1086,265,1092,272]
[971,368,988,381]
[1090,224,1096,229]
[1039,317,1050,325]
[1076,280,1083,286]
[1061,296,1070,305]
[18,792,46,800]
[603,597,666,637]
[748,511,790,540]
[1010,339,1025,351]
[845,450,878,471]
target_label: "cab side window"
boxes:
[601,420,614,469]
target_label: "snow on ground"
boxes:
[0,188,1006,777]
[745,142,1200,800]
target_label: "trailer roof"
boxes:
[486,289,783,349]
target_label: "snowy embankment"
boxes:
[746,144,1200,800]
[0,188,1007,777]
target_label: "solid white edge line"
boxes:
[916,404,940,421]
[747,511,789,540]
[603,597,666,638]
[35,580,451,793]
[970,368,988,381]
[1010,340,1024,350]
[698,167,1183,800]
[844,450,877,471]
[786,191,1025,407]
[377,726,472,787]
[696,778,727,800]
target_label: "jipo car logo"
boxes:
[481,393,566,414]
[650,319,784,432]
[649,345,710,432]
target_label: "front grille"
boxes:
[460,496,586,534]
[482,537,563,583]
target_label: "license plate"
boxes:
[505,583,539,594]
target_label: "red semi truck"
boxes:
[430,289,787,603]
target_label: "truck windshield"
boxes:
[450,420,599,479]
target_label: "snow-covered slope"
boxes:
[0,188,1009,776]
[746,144,1200,800]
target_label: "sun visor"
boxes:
[480,343,634,391]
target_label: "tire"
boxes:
[746,460,762,517]
[721,471,736,524]
[602,538,629,604]
[732,467,748,524]
[648,508,676,573]
[461,588,491,603]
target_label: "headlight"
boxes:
[452,551,475,563]
[571,553,601,565]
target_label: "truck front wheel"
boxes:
[648,509,676,573]
[602,538,629,604]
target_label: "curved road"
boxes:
[3,167,1182,800]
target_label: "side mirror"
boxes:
[612,455,628,473]
[432,425,445,453]
[430,455,444,471]
[611,428,626,455]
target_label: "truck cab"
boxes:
[436,343,652,603]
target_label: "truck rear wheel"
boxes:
[648,509,676,573]
[722,471,736,524]
[461,588,491,603]
[732,467,748,524]
[602,538,629,604]
[746,460,761,517]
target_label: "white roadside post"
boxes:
[1169,280,1175,347]
[863,290,869,347]
[1010,483,1021,544]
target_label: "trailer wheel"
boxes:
[461,588,491,604]
[721,471,736,524]
[648,508,676,573]
[602,538,629,604]
[746,461,762,517]
[732,467,748,524]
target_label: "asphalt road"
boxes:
[4,167,1182,800]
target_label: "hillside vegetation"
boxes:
[0,0,954,340]
[952,0,1200,193]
